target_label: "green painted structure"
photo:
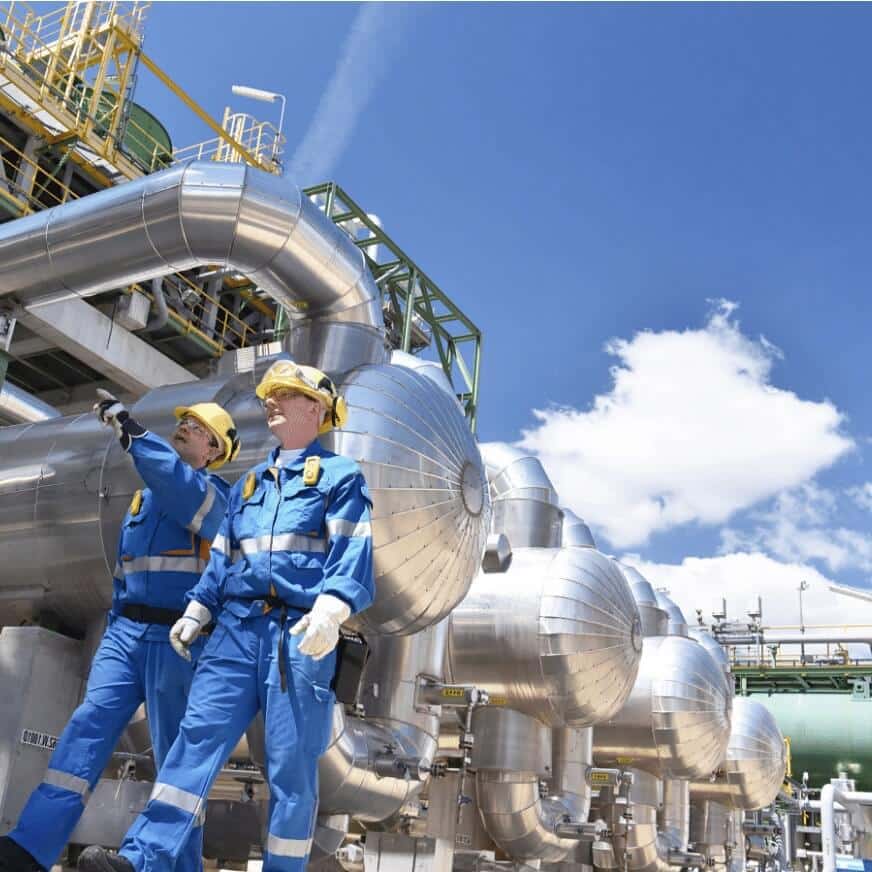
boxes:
[756,688,872,790]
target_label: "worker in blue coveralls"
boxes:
[79,361,374,872]
[0,394,239,872]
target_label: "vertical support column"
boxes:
[0,312,15,390]
[401,269,418,353]
[14,135,42,205]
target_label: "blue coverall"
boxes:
[9,431,228,872]
[118,439,374,872]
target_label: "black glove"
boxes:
[93,389,146,451]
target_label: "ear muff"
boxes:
[317,376,339,427]
[226,427,241,463]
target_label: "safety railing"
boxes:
[0,132,255,353]
[173,109,282,172]
[0,1,170,176]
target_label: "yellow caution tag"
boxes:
[242,472,257,500]
[591,772,612,785]
[129,489,142,517]
[442,688,465,699]
[303,456,320,486]
[489,695,507,706]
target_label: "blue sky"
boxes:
[139,3,872,624]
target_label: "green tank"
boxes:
[71,83,173,171]
[756,691,872,790]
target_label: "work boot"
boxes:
[77,847,135,872]
[0,837,45,872]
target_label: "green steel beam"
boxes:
[734,663,872,695]
[304,181,482,431]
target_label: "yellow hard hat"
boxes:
[173,402,241,470]
[255,361,348,435]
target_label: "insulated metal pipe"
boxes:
[472,709,592,864]
[593,634,732,780]
[561,507,596,549]
[612,770,697,872]
[449,545,642,727]
[821,784,872,872]
[0,382,61,423]
[318,621,447,821]
[690,698,786,811]
[0,161,387,374]
[479,443,563,548]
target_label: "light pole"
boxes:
[798,580,809,664]
[231,84,287,163]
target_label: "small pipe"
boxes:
[145,278,168,331]
[821,785,872,872]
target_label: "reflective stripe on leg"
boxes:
[266,835,312,858]
[43,769,90,802]
[150,782,204,818]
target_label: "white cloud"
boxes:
[848,482,872,512]
[289,3,413,183]
[625,551,872,633]
[721,484,872,573]
[518,301,853,548]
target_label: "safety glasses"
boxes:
[263,387,304,404]
[176,416,219,449]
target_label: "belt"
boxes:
[238,595,293,691]
[120,604,183,626]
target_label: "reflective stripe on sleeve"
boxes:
[122,555,204,575]
[266,835,313,858]
[238,533,326,556]
[113,562,123,580]
[211,533,231,557]
[150,781,204,817]
[327,518,372,538]
[188,484,216,535]
[44,769,90,801]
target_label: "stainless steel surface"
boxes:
[550,725,594,825]
[653,591,689,638]
[69,779,152,847]
[330,362,490,636]
[0,355,487,635]
[317,621,447,822]
[482,533,512,573]
[474,717,592,864]
[0,161,387,374]
[469,707,552,776]
[688,628,731,683]
[0,627,85,833]
[0,371,267,630]
[689,799,733,869]
[389,350,457,398]
[480,443,563,548]
[607,770,690,872]
[690,698,786,811]
[593,635,732,780]
[622,568,669,638]
[0,382,60,423]
[449,546,642,727]
[562,508,597,549]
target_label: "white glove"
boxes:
[170,601,212,661]
[290,594,351,661]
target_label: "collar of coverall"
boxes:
[257,437,327,482]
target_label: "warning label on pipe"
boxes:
[20,729,58,751]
